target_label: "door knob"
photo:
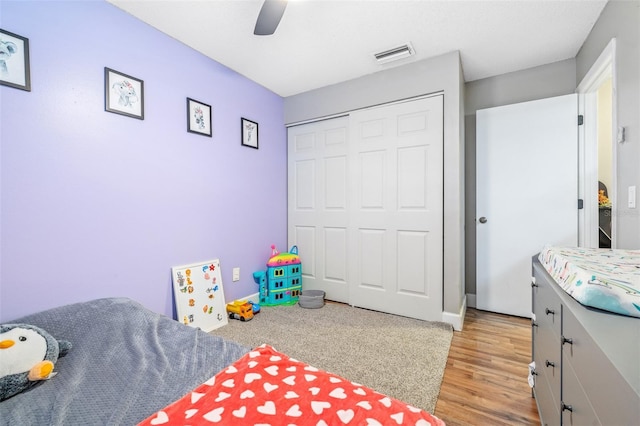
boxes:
[479,217,487,223]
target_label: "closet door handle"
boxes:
[562,336,573,345]
[545,360,555,368]
[545,308,555,316]
[531,321,538,328]
[561,402,573,412]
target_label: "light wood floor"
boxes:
[434,308,541,426]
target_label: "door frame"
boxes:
[576,38,617,248]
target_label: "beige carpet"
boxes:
[210,302,453,413]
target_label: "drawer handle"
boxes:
[561,402,573,412]
[545,308,555,316]
[531,282,538,288]
[562,336,573,345]
[545,360,555,368]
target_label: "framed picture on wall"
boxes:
[104,67,144,120]
[241,117,259,149]
[0,28,31,91]
[187,98,212,137]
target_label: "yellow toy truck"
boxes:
[226,300,254,322]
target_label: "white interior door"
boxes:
[476,94,578,317]
[348,95,444,321]
[288,116,350,303]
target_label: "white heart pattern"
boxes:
[257,401,276,415]
[337,409,355,423]
[285,404,303,417]
[356,401,372,410]
[264,365,279,376]
[329,387,347,399]
[390,412,404,424]
[232,406,247,418]
[240,390,255,399]
[140,345,440,426]
[263,382,279,393]
[202,407,224,422]
[379,396,392,407]
[149,411,168,425]
[244,373,262,383]
[311,401,331,414]
[191,392,205,404]
[214,392,231,402]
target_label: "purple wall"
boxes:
[0,1,287,322]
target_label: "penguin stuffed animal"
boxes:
[0,323,71,401]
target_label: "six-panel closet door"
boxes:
[287,94,444,321]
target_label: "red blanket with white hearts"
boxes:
[139,344,445,426]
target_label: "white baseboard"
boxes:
[233,292,260,304]
[466,293,476,308]
[442,295,467,331]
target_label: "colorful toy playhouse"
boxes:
[253,245,302,306]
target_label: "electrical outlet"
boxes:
[232,267,240,282]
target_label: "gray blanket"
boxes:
[0,298,250,425]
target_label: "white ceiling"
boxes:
[106,0,608,97]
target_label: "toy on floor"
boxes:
[0,323,72,401]
[226,300,254,322]
[253,245,302,306]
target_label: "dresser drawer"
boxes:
[533,368,560,426]
[533,324,560,404]
[562,305,640,425]
[532,277,561,337]
[561,357,599,426]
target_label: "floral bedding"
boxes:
[139,344,445,426]
[539,246,640,318]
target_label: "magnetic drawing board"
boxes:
[172,259,228,332]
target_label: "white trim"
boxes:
[442,295,466,331]
[576,38,617,248]
[286,91,444,128]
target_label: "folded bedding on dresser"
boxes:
[539,246,640,318]
[0,297,250,426]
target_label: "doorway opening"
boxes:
[577,38,617,249]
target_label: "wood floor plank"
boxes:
[434,308,540,426]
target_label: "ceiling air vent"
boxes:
[374,42,415,64]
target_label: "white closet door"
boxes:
[348,95,444,321]
[288,117,350,303]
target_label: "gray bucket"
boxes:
[299,290,325,309]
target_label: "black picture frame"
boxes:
[187,98,212,137]
[0,28,31,92]
[241,118,259,149]
[104,67,144,120]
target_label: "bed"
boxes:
[538,246,640,318]
[0,297,445,425]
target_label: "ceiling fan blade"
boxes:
[254,0,288,36]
